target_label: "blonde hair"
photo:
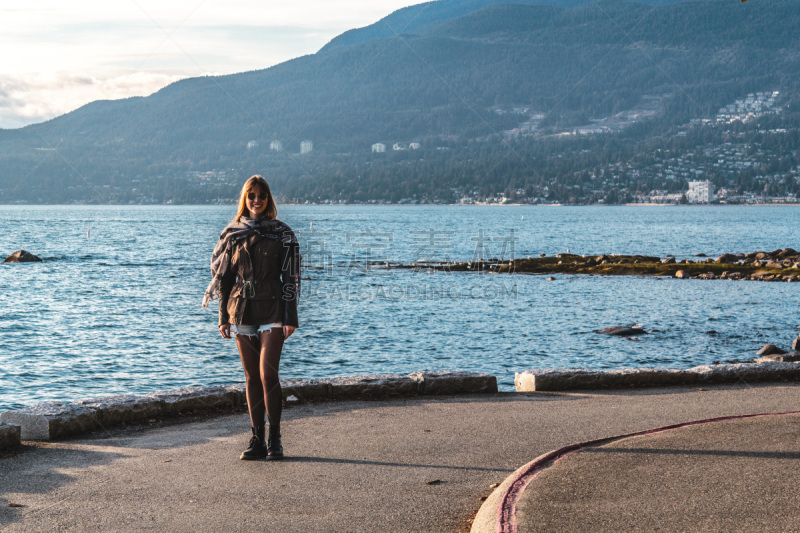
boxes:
[235,175,277,222]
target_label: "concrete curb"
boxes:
[0,421,21,450]
[515,361,800,391]
[0,371,497,441]
[470,410,800,533]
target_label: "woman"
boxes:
[203,175,300,460]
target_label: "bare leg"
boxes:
[236,334,266,428]
[259,327,284,426]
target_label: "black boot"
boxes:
[267,424,284,460]
[240,426,267,460]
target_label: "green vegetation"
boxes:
[1,0,799,204]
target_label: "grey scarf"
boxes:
[202,217,297,309]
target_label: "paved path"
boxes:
[507,412,800,532]
[2,383,800,532]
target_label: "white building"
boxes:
[408,142,421,150]
[392,143,406,151]
[687,180,714,203]
[247,140,258,150]
[270,140,283,152]
[300,140,313,154]
[371,143,386,153]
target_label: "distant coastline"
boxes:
[3,202,800,208]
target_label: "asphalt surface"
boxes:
[2,382,800,532]
[513,412,800,532]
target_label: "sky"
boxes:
[0,0,422,130]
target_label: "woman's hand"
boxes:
[283,325,296,339]
[219,324,231,339]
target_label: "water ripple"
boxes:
[2,205,800,410]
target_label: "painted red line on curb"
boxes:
[495,410,800,533]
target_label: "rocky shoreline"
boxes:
[401,248,800,281]
[6,357,800,450]
[0,371,497,445]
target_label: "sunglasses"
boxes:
[247,192,267,201]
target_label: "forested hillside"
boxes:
[0,0,798,204]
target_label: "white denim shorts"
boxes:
[231,323,283,336]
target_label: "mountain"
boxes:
[1,0,799,204]
[318,0,687,54]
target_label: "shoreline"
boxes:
[403,248,800,282]
[5,361,800,446]
[3,202,800,207]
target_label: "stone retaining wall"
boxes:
[0,371,497,441]
[515,361,800,392]
[0,421,21,450]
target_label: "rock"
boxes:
[546,276,556,281]
[755,252,769,260]
[792,336,800,351]
[595,326,647,336]
[515,368,696,391]
[74,395,165,427]
[757,344,787,356]
[757,352,800,363]
[694,253,707,257]
[674,270,688,279]
[0,402,99,440]
[0,421,21,449]
[408,371,497,395]
[716,253,738,263]
[3,250,42,263]
[279,379,331,402]
[661,257,676,264]
[515,362,800,391]
[769,248,784,258]
[327,374,419,399]
[765,261,784,269]
[144,385,236,417]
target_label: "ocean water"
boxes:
[1,205,799,411]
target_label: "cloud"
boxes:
[0,72,185,129]
[0,1,425,128]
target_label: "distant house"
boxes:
[687,180,714,203]
[300,140,313,154]
[371,143,386,153]
[270,140,283,152]
[393,143,406,151]
[247,140,258,150]
[408,142,421,150]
